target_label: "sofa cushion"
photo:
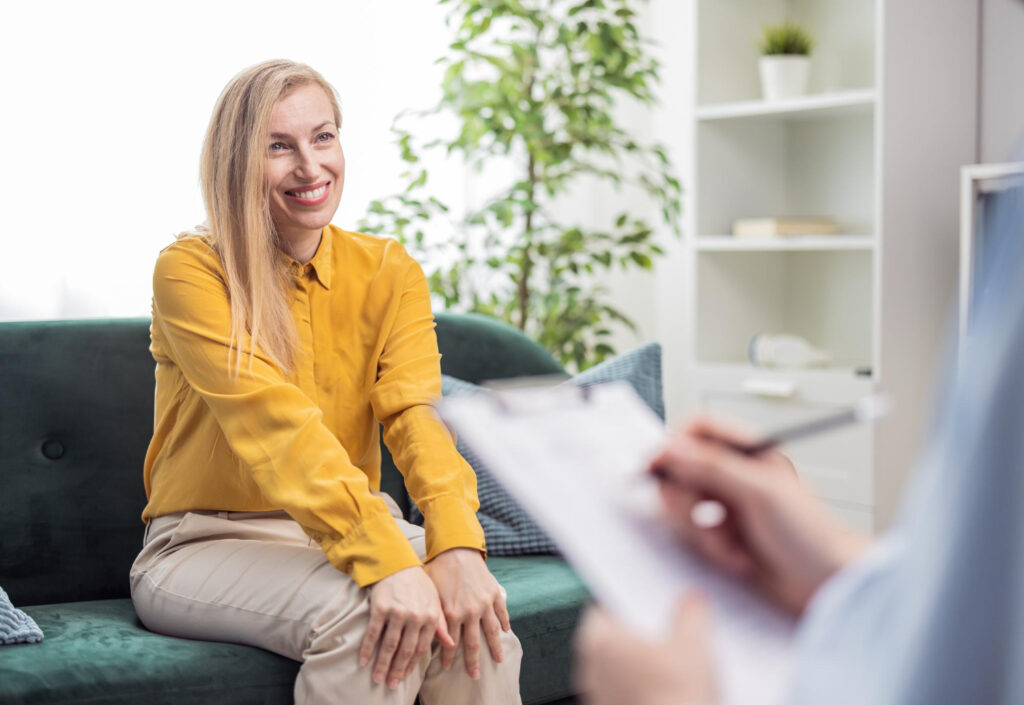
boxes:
[433,312,566,384]
[572,342,664,421]
[0,558,587,705]
[495,556,588,704]
[0,599,297,705]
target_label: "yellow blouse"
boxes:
[142,225,484,586]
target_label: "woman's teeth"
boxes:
[290,184,327,199]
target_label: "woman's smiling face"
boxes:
[264,84,345,245]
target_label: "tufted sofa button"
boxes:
[41,439,65,460]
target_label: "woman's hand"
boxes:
[575,592,717,705]
[653,415,869,614]
[424,547,511,679]
[361,565,453,689]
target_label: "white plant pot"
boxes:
[759,55,810,101]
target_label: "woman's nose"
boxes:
[293,146,319,179]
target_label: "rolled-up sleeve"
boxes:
[369,251,486,562]
[151,243,421,586]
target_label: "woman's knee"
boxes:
[499,627,523,666]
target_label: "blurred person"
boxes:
[129,59,521,705]
[576,171,1024,705]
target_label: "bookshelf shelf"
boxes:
[696,89,875,122]
[695,235,875,252]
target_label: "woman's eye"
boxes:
[316,132,335,143]
[269,142,288,152]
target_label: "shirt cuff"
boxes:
[318,511,422,587]
[419,494,487,561]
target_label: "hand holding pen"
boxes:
[657,396,891,529]
[648,403,881,614]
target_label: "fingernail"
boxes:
[359,657,368,667]
[471,668,480,680]
[388,678,400,689]
[373,673,384,684]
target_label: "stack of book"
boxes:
[731,217,838,238]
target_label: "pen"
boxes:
[653,395,891,528]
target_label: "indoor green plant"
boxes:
[359,0,682,371]
[757,21,815,101]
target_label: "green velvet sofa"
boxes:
[0,313,586,704]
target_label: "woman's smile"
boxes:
[284,181,331,206]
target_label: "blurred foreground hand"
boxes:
[652,415,869,614]
[575,592,717,705]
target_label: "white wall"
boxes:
[578,0,693,421]
[980,0,1024,161]
[643,0,694,424]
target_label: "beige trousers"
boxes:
[130,494,523,705]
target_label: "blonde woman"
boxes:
[129,60,522,705]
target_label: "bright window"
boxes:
[0,1,457,320]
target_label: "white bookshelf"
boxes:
[682,0,978,533]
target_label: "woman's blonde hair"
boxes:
[193,59,341,375]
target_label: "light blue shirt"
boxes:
[786,176,1024,705]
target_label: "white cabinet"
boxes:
[682,0,978,532]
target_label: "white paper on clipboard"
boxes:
[438,381,795,705]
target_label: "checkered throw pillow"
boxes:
[410,342,664,556]
[0,587,43,645]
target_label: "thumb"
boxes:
[435,613,456,648]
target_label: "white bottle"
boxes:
[749,334,830,369]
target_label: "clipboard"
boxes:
[438,381,795,705]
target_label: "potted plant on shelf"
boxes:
[757,21,815,101]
